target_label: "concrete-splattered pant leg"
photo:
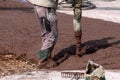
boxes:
[73,0,82,32]
[73,0,83,55]
[34,6,58,60]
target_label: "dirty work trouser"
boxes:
[34,6,58,60]
[73,0,82,32]
[73,0,83,56]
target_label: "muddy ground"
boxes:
[0,0,120,77]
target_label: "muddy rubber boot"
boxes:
[75,31,85,57]
[37,49,58,69]
[37,57,57,69]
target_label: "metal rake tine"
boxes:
[61,72,85,79]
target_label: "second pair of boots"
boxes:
[75,31,86,57]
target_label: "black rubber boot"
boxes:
[74,31,85,57]
[37,47,57,69]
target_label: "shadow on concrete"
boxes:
[53,37,120,65]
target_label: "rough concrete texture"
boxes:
[0,0,120,79]
[0,70,120,80]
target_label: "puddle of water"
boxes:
[13,0,27,3]
[19,0,27,2]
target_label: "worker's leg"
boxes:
[34,6,58,67]
[73,0,84,57]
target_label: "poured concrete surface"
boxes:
[0,0,120,79]
[0,70,120,80]
[58,0,120,23]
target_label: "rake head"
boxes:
[61,72,85,79]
